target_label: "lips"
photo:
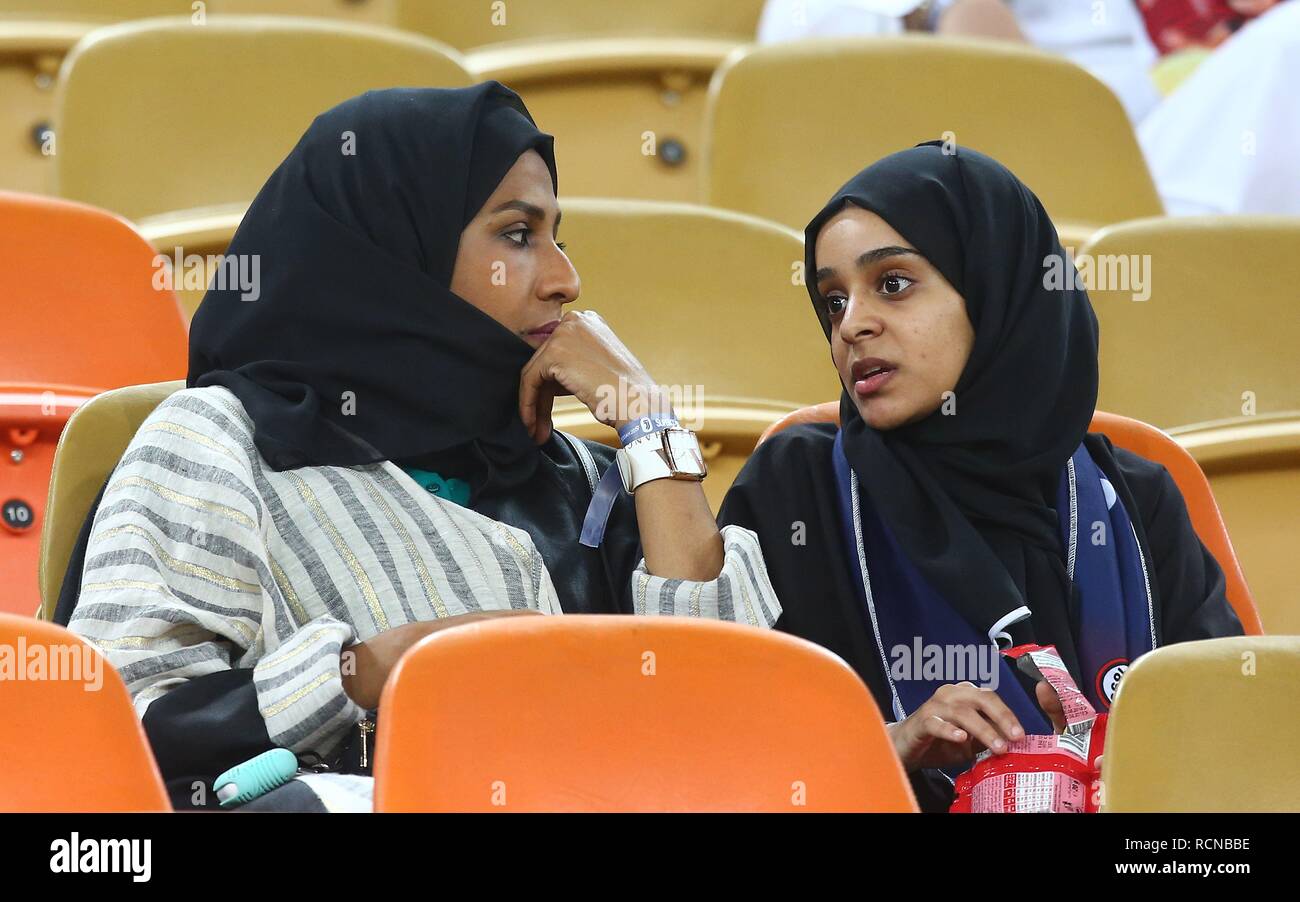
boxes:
[850,357,896,397]
[527,320,560,338]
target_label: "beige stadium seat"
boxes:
[397,1,766,204]
[136,203,246,320]
[392,1,765,49]
[1079,216,1300,430]
[546,198,840,509]
[0,2,191,194]
[704,36,1162,234]
[52,16,472,229]
[1173,415,1300,636]
[38,380,184,620]
[208,0,394,25]
[1102,636,1300,812]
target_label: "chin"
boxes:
[852,398,909,431]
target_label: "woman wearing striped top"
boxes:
[62,84,781,811]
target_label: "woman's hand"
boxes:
[340,610,540,709]
[888,681,1026,772]
[518,310,670,445]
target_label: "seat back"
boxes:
[392,0,766,49]
[1102,636,1300,812]
[0,1,186,17]
[374,615,916,812]
[556,198,838,407]
[37,380,185,620]
[1175,415,1300,634]
[53,15,472,222]
[1,191,186,615]
[208,0,393,25]
[1079,216,1300,429]
[705,36,1161,231]
[1,191,187,388]
[0,613,171,811]
[758,404,1264,635]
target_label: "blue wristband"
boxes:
[579,412,680,548]
[616,413,679,446]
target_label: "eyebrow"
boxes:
[815,245,920,284]
[490,199,562,232]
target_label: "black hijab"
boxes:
[187,82,557,491]
[803,141,1099,652]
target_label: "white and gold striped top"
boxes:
[67,385,782,762]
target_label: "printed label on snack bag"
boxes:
[970,771,1088,813]
[1006,644,1097,736]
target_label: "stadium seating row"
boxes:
[2,190,1297,631]
[4,614,1297,812]
[3,14,1153,245]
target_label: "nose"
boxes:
[837,293,882,346]
[539,240,580,306]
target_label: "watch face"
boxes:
[664,430,708,478]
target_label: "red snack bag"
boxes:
[950,645,1107,813]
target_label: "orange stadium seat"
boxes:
[0,613,171,811]
[0,192,187,617]
[374,615,917,812]
[758,403,1265,636]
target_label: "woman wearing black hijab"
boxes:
[719,142,1242,812]
[61,83,779,810]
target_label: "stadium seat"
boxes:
[392,0,765,50]
[539,198,839,507]
[0,612,172,811]
[463,39,735,203]
[394,1,765,204]
[0,2,191,195]
[1102,636,1300,812]
[1079,216,1300,429]
[704,36,1163,237]
[373,614,917,812]
[757,403,1265,636]
[208,0,393,25]
[135,204,246,320]
[52,15,472,226]
[551,199,835,405]
[36,380,184,621]
[1092,411,1262,635]
[1,193,187,617]
[1174,415,1300,635]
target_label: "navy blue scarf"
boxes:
[833,431,1155,731]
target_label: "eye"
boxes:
[556,240,567,252]
[824,294,847,318]
[879,272,915,296]
[502,226,530,247]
